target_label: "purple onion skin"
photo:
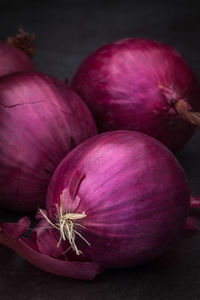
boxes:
[0,72,97,212]
[46,130,189,269]
[0,216,102,280]
[72,38,200,152]
[0,41,35,76]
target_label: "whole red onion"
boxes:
[0,72,97,212]
[72,38,200,152]
[45,130,189,269]
[0,130,190,280]
[0,28,35,77]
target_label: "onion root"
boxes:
[39,205,90,256]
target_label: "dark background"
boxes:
[1,0,200,299]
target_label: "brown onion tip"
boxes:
[174,99,200,127]
[6,27,35,57]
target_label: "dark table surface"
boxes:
[1,0,200,299]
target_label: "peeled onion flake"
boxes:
[0,215,102,280]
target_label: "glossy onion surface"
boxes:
[47,131,190,269]
[72,39,200,152]
[0,72,97,212]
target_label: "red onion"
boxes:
[0,28,35,77]
[45,131,189,268]
[0,72,97,212]
[72,38,200,152]
[0,130,190,279]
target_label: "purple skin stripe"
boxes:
[72,38,200,152]
[68,169,85,201]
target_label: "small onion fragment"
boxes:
[0,28,35,77]
[45,131,190,269]
[0,72,97,212]
[0,215,102,280]
[72,38,200,152]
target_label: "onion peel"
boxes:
[0,215,102,280]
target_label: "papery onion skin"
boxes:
[0,216,102,280]
[46,130,190,269]
[0,41,35,77]
[72,38,200,152]
[0,72,97,212]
